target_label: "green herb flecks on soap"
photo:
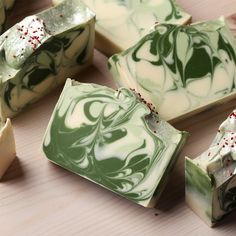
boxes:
[43,79,187,207]
[53,0,191,55]
[109,18,236,121]
[186,110,236,226]
[0,0,95,121]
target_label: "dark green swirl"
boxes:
[43,80,186,206]
[132,23,235,87]
[218,176,236,213]
[0,0,95,120]
[109,19,236,120]
[1,26,92,115]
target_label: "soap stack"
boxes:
[1,0,236,228]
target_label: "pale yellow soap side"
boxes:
[0,118,16,179]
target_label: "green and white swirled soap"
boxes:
[0,0,95,121]
[42,79,187,207]
[0,0,15,33]
[186,110,236,226]
[53,0,191,56]
[109,18,236,122]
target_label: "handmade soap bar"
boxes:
[109,18,236,122]
[53,0,191,56]
[0,118,16,179]
[42,79,187,207]
[0,0,15,33]
[186,110,236,226]
[0,0,95,121]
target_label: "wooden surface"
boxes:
[1,0,236,235]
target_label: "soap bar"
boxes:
[109,18,236,122]
[186,110,236,226]
[0,0,15,33]
[0,0,95,121]
[0,118,16,179]
[53,0,191,56]
[42,79,187,207]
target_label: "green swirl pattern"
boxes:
[56,0,191,55]
[43,79,187,207]
[186,109,236,226]
[0,0,95,121]
[109,18,236,121]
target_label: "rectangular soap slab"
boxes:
[185,110,236,226]
[42,79,187,207]
[0,118,16,179]
[0,0,95,121]
[108,18,236,122]
[53,0,191,56]
[0,0,15,33]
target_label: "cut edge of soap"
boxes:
[64,0,192,56]
[42,78,188,208]
[52,0,192,56]
[0,118,16,180]
[169,92,236,124]
[0,0,96,121]
[0,0,96,79]
[108,17,236,123]
[95,14,192,57]
[185,157,215,227]
[147,131,188,208]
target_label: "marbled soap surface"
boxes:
[186,109,236,226]
[2,0,236,235]
[0,0,95,120]
[109,18,236,121]
[43,79,187,207]
[78,0,191,54]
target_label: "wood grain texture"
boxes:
[1,1,236,235]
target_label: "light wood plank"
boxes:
[1,1,236,235]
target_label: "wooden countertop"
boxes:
[1,0,236,235]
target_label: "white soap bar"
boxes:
[109,18,236,122]
[53,0,191,56]
[186,110,236,226]
[0,119,16,179]
[42,79,187,207]
[0,0,95,120]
